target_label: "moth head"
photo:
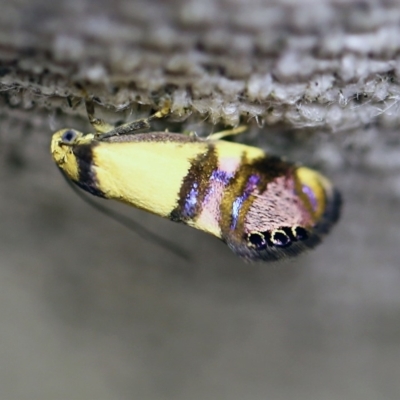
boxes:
[50,128,93,181]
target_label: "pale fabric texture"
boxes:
[1,0,400,132]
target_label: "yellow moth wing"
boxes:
[91,136,265,217]
[51,123,341,262]
[92,139,207,217]
[295,166,333,221]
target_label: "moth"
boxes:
[51,100,341,262]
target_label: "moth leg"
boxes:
[207,125,247,141]
[67,95,82,110]
[97,100,171,140]
[85,98,115,134]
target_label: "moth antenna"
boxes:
[59,170,191,261]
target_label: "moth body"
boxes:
[51,123,341,262]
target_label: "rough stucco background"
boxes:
[1,0,400,399]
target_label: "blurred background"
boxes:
[0,0,400,399]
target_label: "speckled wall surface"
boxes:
[0,0,399,399]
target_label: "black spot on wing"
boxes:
[225,228,322,262]
[224,188,342,263]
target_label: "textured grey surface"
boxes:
[0,0,400,399]
[1,0,400,130]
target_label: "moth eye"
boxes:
[269,229,291,247]
[61,130,77,144]
[247,232,267,250]
[291,226,308,241]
